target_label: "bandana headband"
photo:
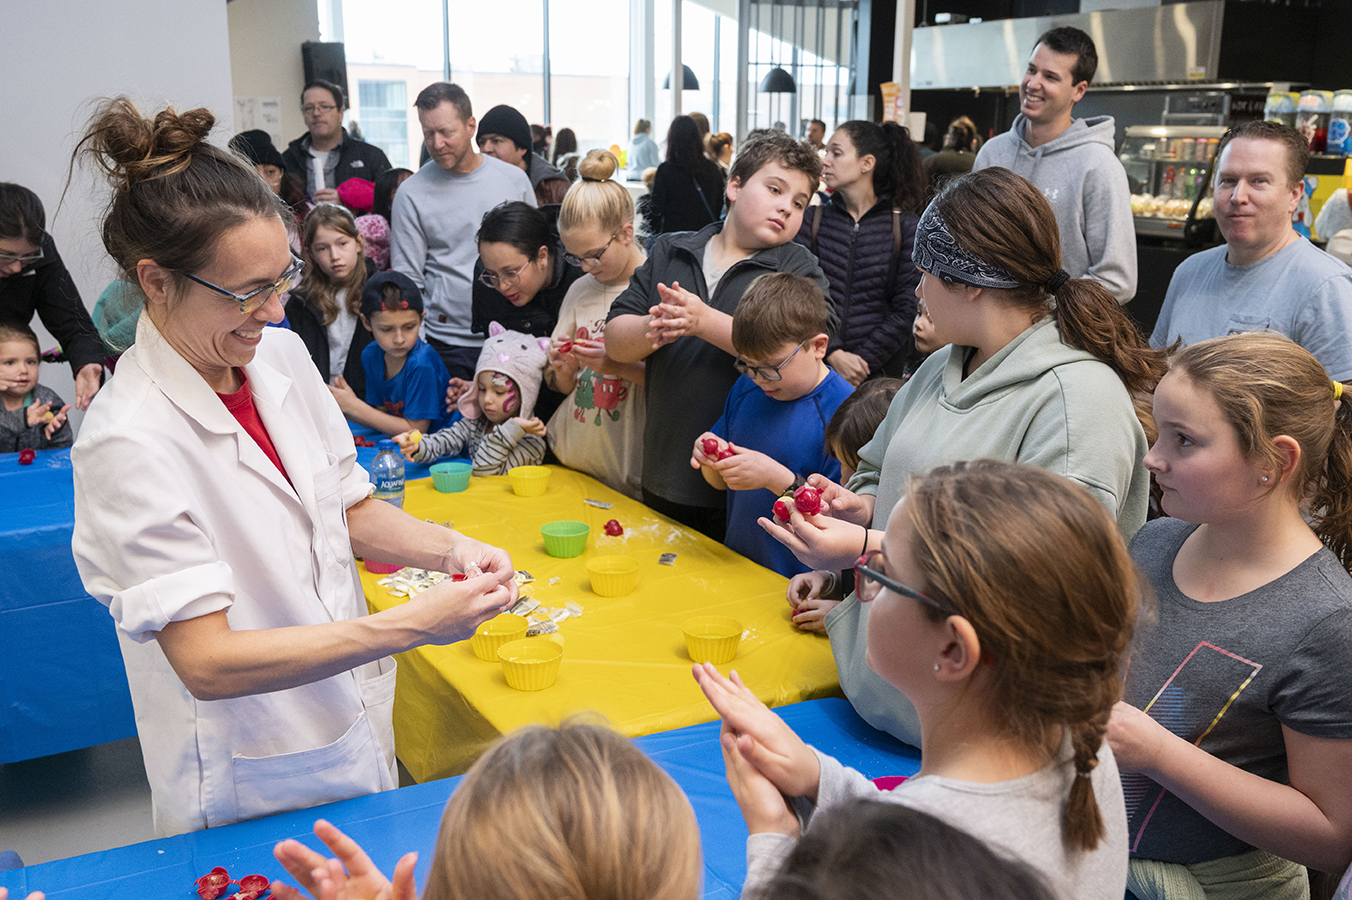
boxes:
[912,204,1022,290]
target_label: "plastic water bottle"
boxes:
[1328,90,1352,156]
[370,439,405,508]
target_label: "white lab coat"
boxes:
[72,314,397,836]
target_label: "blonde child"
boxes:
[0,322,72,451]
[269,720,702,900]
[286,204,375,397]
[696,460,1136,900]
[545,149,648,499]
[398,324,547,475]
[1110,333,1352,899]
[787,376,902,632]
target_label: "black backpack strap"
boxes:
[810,202,824,255]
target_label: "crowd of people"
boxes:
[4,19,1352,900]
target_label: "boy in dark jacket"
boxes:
[607,131,832,540]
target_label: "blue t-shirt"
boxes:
[713,370,854,577]
[362,338,451,428]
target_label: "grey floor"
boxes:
[0,741,418,869]
[0,738,155,867]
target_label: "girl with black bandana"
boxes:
[761,167,1164,747]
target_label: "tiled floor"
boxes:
[0,738,155,867]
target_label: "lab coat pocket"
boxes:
[358,656,399,776]
[313,454,353,564]
[229,713,387,824]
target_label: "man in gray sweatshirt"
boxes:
[974,27,1137,303]
[390,83,535,379]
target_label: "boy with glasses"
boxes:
[690,273,852,576]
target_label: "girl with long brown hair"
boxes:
[285,204,375,397]
[1110,333,1352,899]
[698,460,1138,900]
[765,166,1163,746]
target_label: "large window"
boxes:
[357,80,409,167]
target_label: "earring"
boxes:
[933,664,940,672]
[1262,476,1270,483]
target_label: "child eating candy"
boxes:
[0,322,72,452]
[397,323,548,474]
[329,271,451,436]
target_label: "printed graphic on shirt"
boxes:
[1124,641,1263,852]
[382,398,404,416]
[568,316,633,427]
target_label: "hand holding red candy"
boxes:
[793,485,823,517]
[701,437,721,458]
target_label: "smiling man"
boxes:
[282,80,391,208]
[973,27,1136,303]
[388,83,535,379]
[1151,120,1352,382]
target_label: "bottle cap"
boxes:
[377,439,397,452]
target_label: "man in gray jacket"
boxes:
[974,27,1136,303]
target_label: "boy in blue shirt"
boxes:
[690,273,854,576]
[330,271,451,436]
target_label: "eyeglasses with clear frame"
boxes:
[302,103,339,115]
[854,549,955,614]
[563,231,620,267]
[733,340,806,382]
[184,254,305,315]
[0,247,44,267]
[478,260,533,289]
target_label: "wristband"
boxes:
[860,525,871,560]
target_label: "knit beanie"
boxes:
[230,130,285,170]
[476,105,533,154]
[459,322,550,420]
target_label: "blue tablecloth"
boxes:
[0,449,135,763]
[0,698,922,900]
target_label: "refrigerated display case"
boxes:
[1119,125,1229,245]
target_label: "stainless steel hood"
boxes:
[910,0,1225,89]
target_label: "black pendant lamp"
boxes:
[759,66,797,93]
[664,65,700,91]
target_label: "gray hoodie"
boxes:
[827,317,1150,745]
[974,115,1137,303]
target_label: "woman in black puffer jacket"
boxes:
[794,121,927,385]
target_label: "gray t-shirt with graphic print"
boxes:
[1123,517,1352,864]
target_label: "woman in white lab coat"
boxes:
[69,99,518,836]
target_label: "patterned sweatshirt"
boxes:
[411,416,545,475]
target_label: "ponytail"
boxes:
[1312,390,1352,569]
[1052,278,1167,397]
[1064,700,1112,851]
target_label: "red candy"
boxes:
[604,519,624,536]
[18,448,36,465]
[450,573,468,582]
[793,485,823,517]
[194,867,269,900]
[773,498,791,521]
[701,437,721,458]
[716,448,736,461]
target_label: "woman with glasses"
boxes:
[0,183,107,409]
[68,98,519,836]
[543,150,648,499]
[696,461,1137,900]
[467,201,582,424]
[764,168,1162,747]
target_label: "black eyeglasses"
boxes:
[302,103,339,115]
[184,254,305,315]
[854,550,954,614]
[563,231,620,267]
[734,340,805,382]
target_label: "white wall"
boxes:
[228,0,322,152]
[0,0,234,426]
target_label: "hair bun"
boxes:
[577,149,618,183]
[83,97,216,192]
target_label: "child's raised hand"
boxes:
[693,662,822,801]
[25,399,53,428]
[720,726,802,838]
[713,446,793,493]
[444,377,472,411]
[512,416,547,437]
[806,473,873,526]
[328,375,360,414]
[44,403,71,440]
[392,430,420,461]
[272,819,409,900]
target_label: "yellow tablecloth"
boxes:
[360,466,841,782]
